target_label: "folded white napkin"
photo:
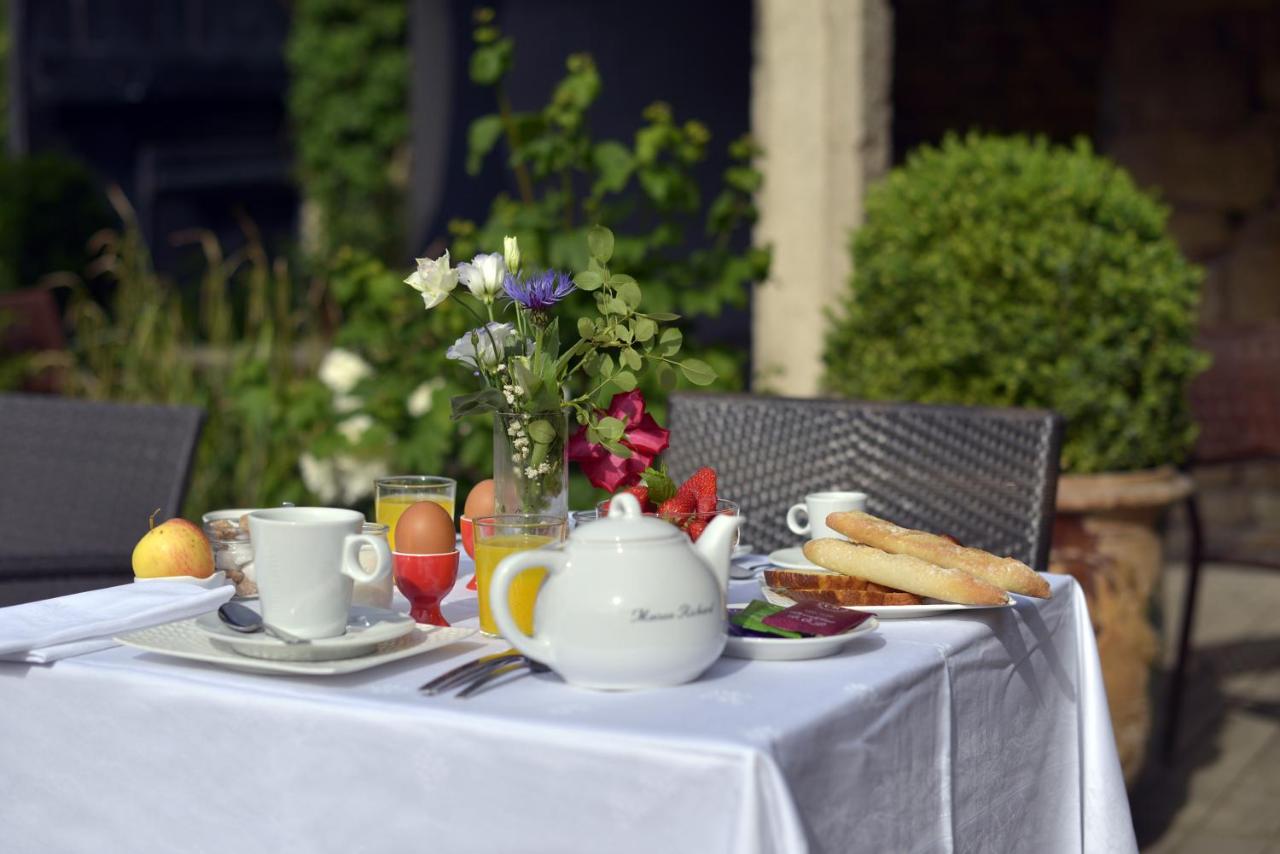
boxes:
[0,581,235,664]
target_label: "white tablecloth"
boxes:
[0,563,1135,854]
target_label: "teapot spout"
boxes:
[695,513,745,592]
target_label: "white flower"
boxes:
[446,322,522,370]
[503,235,521,275]
[318,348,372,396]
[337,414,374,445]
[406,379,443,417]
[299,453,339,504]
[405,251,459,310]
[457,252,506,303]
[334,456,390,505]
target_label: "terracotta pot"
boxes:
[1050,466,1193,784]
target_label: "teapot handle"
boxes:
[488,549,566,666]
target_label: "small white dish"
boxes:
[133,571,228,590]
[193,605,414,662]
[766,547,822,570]
[732,544,753,559]
[117,620,476,676]
[760,585,1015,619]
[724,611,878,661]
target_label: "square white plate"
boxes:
[116,619,475,676]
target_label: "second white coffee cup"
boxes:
[248,507,391,639]
[786,491,868,540]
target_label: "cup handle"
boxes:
[786,504,810,536]
[489,549,566,666]
[341,534,390,585]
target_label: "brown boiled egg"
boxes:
[393,501,456,555]
[463,479,496,520]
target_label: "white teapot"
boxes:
[488,493,744,690]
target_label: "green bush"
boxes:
[823,133,1208,474]
[286,0,409,260]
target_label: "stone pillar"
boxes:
[751,0,892,395]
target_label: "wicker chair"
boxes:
[0,394,205,605]
[665,394,1064,569]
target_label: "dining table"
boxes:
[0,556,1137,854]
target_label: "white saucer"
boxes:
[760,585,1015,619]
[118,621,476,676]
[724,610,878,660]
[194,605,415,662]
[765,547,822,570]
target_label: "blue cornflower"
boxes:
[503,270,576,311]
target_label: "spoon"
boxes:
[217,601,310,645]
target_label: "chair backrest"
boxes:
[1189,321,1280,463]
[665,393,1064,570]
[0,394,205,577]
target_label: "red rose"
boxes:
[568,390,671,492]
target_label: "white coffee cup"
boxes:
[248,507,391,639]
[786,491,868,540]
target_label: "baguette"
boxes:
[762,568,917,599]
[776,587,923,607]
[825,510,1051,599]
[803,539,1009,606]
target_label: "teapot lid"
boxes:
[570,492,686,544]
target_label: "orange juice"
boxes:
[377,495,456,551]
[475,534,553,636]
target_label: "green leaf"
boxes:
[599,353,615,377]
[527,419,556,444]
[574,271,604,291]
[641,468,678,504]
[658,366,679,391]
[611,370,638,392]
[620,347,642,370]
[577,316,595,338]
[658,327,683,356]
[634,317,657,342]
[596,416,626,441]
[592,142,635,194]
[469,41,511,85]
[600,439,632,459]
[616,280,642,310]
[449,388,505,420]
[606,298,629,315]
[466,115,504,175]
[645,312,681,322]
[679,358,716,386]
[587,225,615,263]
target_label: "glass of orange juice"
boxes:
[375,476,457,551]
[473,514,567,638]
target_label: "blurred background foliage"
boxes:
[823,133,1207,474]
[3,4,766,515]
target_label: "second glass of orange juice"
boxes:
[473,514,567,637]
[375,476,457,551]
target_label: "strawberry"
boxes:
[679,466,718,503]
[687,518,709,541]
[603,484,652,515]
[658,493,696,522]
[696,491,718,515]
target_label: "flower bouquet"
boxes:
[406,226,714,515]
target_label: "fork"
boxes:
[418,649,521,695]
[456,658,550,698]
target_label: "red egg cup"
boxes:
[460,516,478,590]
[393,550,459,626]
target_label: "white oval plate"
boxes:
[133,571,228,590]
[766,547,821,570]
[117,621,476,676]
[724,612,879,660]
[760,585,1014,619]
[193,605,414,662]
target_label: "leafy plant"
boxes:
[823,133,1209,473]
[448,9,769,396]
[286,0,409,261]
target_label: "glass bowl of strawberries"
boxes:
[595,467,739,544]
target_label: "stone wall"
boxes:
[1102,0,1280,564]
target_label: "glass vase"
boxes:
[493,410,569,518]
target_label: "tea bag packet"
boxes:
[729,600,804,639]
[761,601,872,637]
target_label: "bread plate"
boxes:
[760,584,1014,619]
[724,610,878,661]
